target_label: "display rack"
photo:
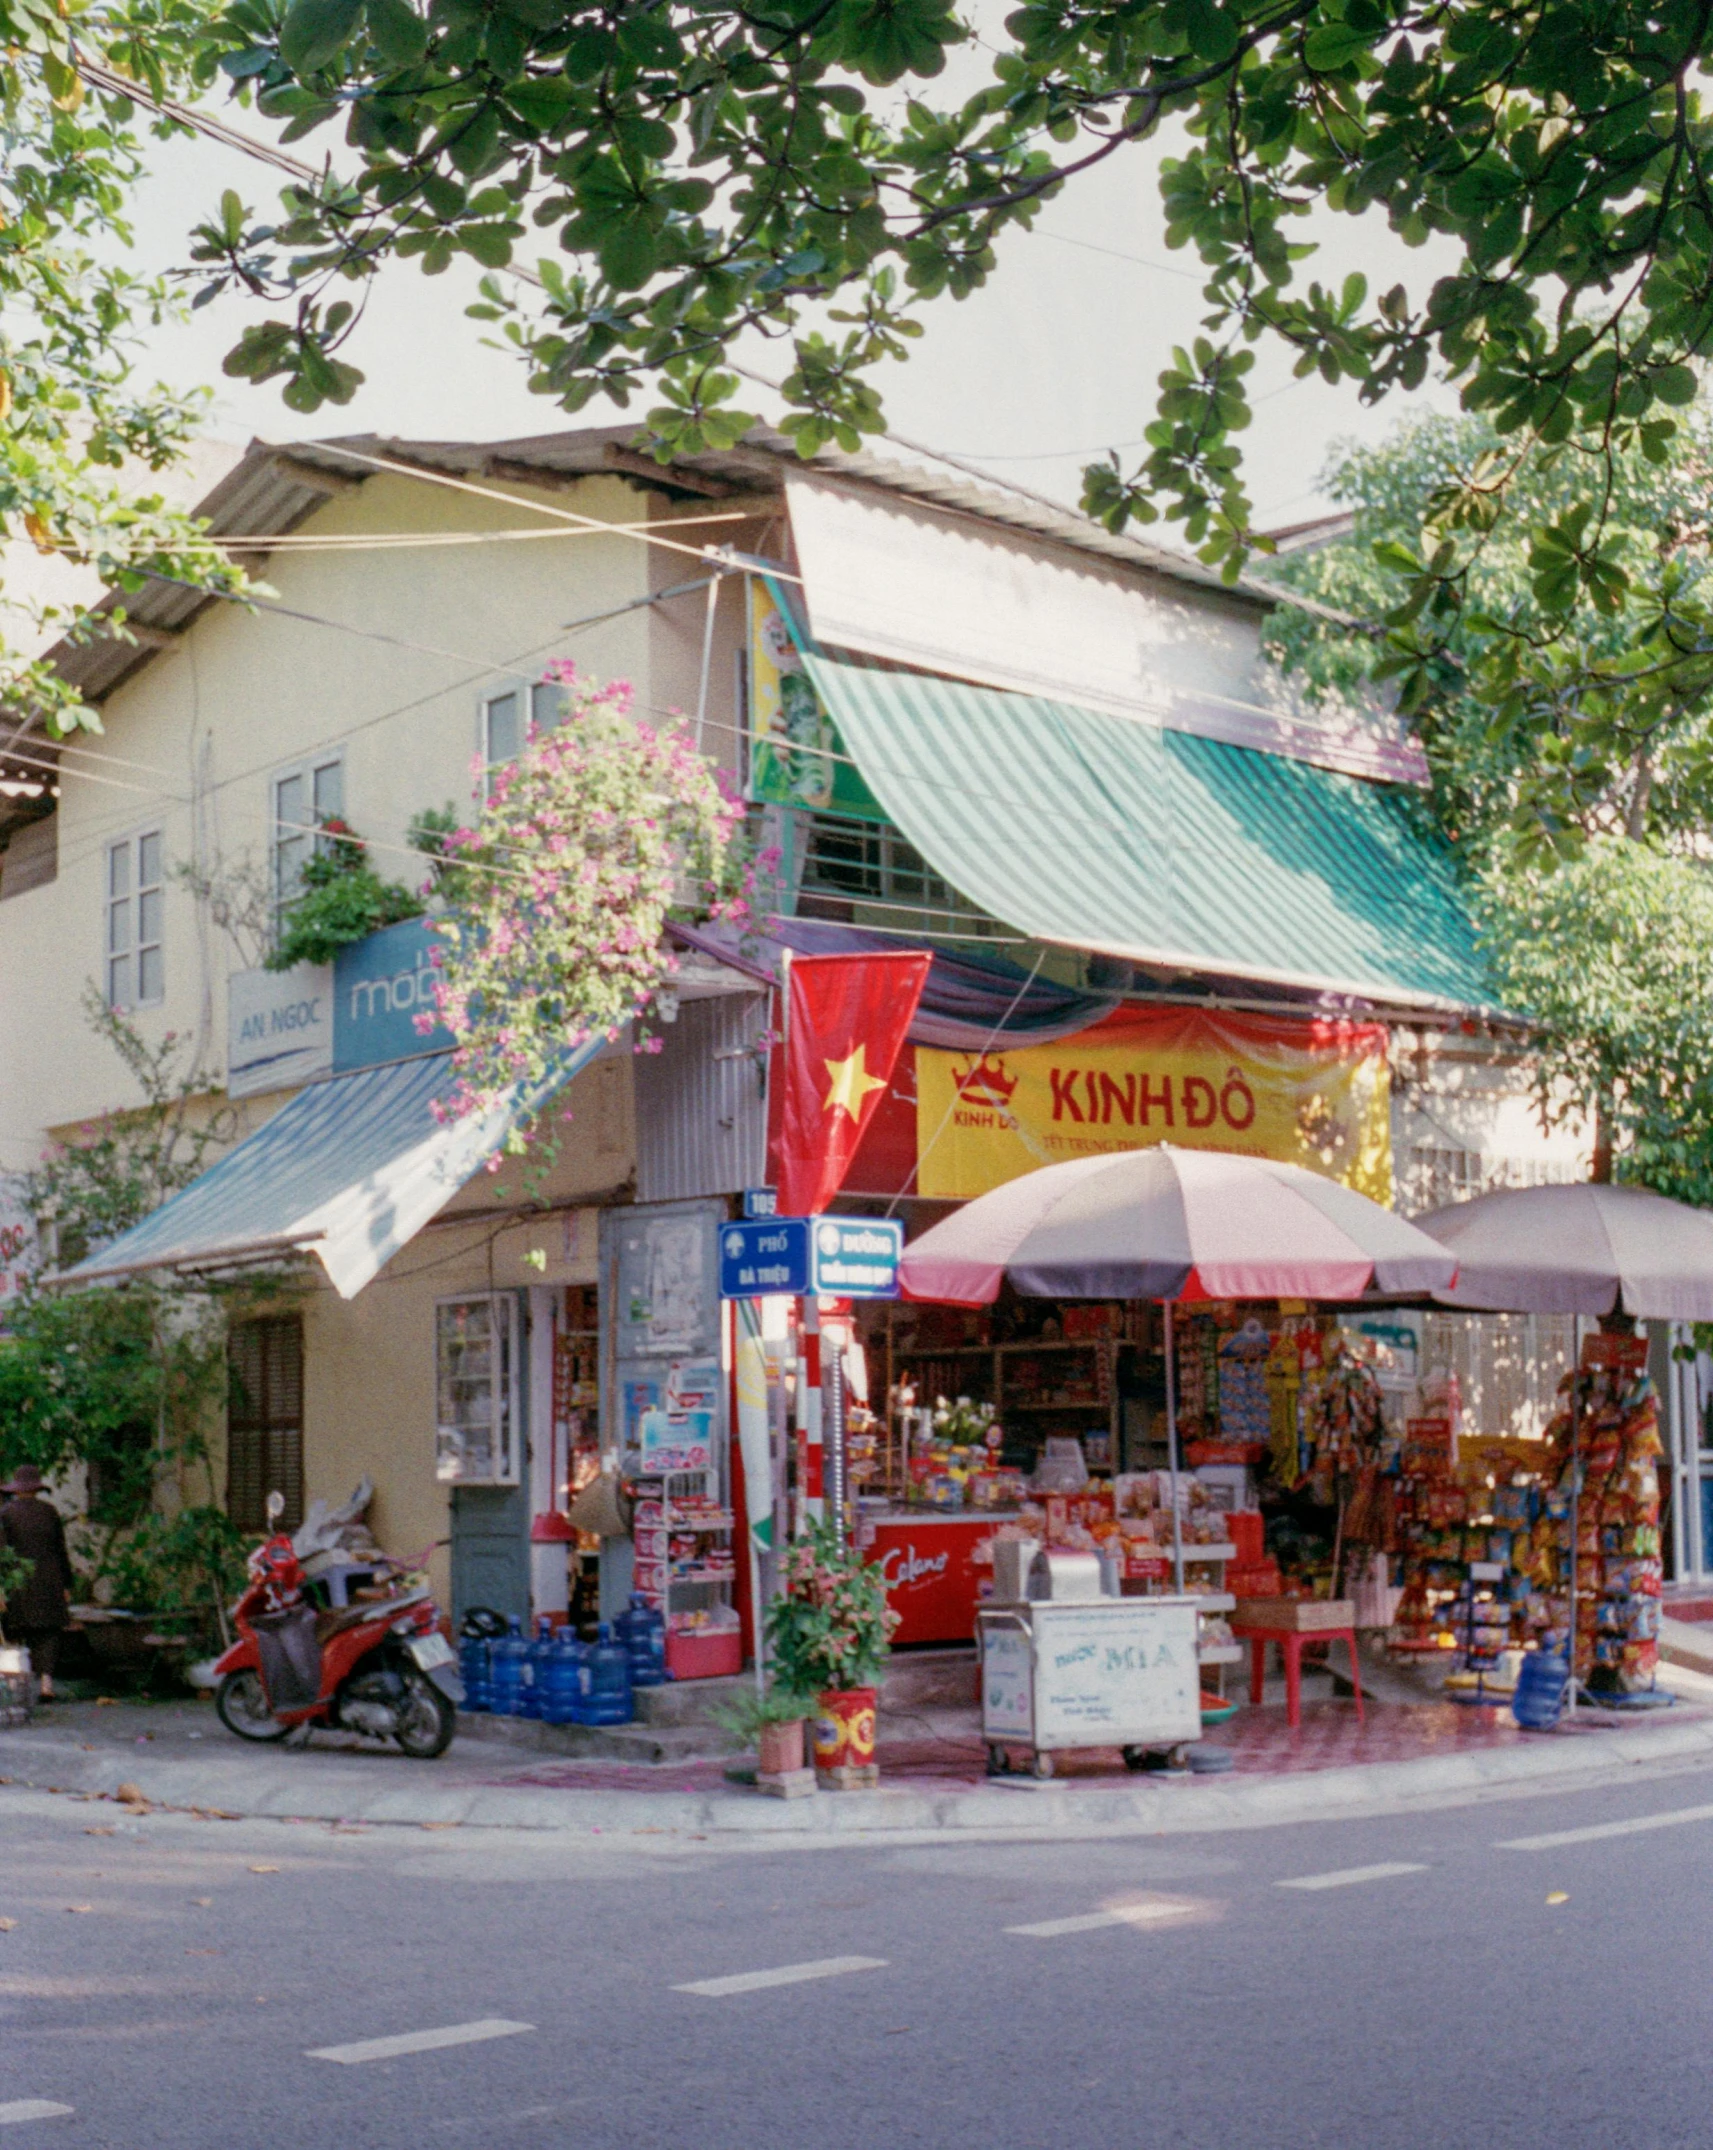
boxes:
[631,1469,738,1671]
[881,1334,1127,1489]
[1449,1557,1511,1704]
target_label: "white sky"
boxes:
[114,93,1462,532]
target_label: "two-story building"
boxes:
[1,422,1620,1639]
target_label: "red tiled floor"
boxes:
[481,1696,1702,1797]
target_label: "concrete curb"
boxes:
[5,1712,1713,1838]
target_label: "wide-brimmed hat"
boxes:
[1,1464,44,1494]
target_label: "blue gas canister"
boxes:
[617,1593,669,1687]
[576,1622,634,1725]
[489,1617,529,1718]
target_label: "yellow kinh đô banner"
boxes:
[914,1005,1393,1204]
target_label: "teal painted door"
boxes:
[450,1482,530,1628]
[446,1289,532,1628]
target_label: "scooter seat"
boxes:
[312,1590,429,1646]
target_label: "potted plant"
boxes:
[715,1684,816,1776]
[766,1520,899,1787]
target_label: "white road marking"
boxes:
[1006,1902,1195,1938]
[673,1956,887,1997]
[1497,1802,1713,1851]
[0,2104,74,2126]
[308,2020,534,2065]
[1276,1863,1429,1891]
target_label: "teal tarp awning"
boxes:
[805,658,1490,1011]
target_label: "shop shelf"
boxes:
[1179,1543,1238,1562]
[1198,1643,1244,1665]
[1196,1593,1237,1613]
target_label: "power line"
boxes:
[72,53,1190,543]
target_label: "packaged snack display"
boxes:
[1550,1356,1664,1692]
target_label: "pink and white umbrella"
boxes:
[899,1145,1455,1597]
[899,1145,1458,1306]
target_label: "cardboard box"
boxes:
[1232,1597,1356,1632]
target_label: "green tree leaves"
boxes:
[182,0,1713,576]
[279,0,361,72]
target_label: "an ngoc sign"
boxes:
[332,917,455,1073]
[227,961,334,1099]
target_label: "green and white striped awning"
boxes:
[805,658,1490,1012]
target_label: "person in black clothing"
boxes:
[1,1465,73,1698]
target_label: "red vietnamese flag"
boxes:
[776,952,931,1216]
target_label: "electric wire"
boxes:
[69,55,1173,536]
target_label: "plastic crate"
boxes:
[665,1628,742,1680]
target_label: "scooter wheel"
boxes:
[395,1671,456,1760]
[215,1671,290,1743]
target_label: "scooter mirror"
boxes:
[265,1490,285,1525]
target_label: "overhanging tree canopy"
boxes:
[0,1,247,739]
[189,0,1713,591]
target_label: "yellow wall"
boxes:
[0,457,761,1172]
[282,1046,629,1602]
[0,441,760,1577]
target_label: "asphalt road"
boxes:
[1,1758,1711,2150]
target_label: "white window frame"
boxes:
[104,826,165,1009]
[270,752,345,919]
[481,679,569,784]
[434,1293,521,1486]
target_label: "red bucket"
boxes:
[812,1687,877,1773]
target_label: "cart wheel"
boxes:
[1121,1745,1148,1772]
[986,1744,1010,1776]
[1031,1751,1054,1780]
[1167,1744,1189,1772]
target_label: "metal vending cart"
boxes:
[977,1581,1201,1780]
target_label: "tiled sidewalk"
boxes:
[483,1695,1700,1797]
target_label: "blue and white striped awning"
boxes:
[60,1046,596,1299]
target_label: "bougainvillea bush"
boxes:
[421,663,746,1146]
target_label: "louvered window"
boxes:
[227,1316,305,1532]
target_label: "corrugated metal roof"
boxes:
[804,657,1492,1015]
[57,1045,596,1299]
[39,420,1283,715]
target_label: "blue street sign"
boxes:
[719,1217,810,1298]
[742,1188,778,1219]
[810,1216,902,1299]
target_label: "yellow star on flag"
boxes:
[822,1044,888,1122]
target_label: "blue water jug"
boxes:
[459,1632,492,1712]
[520,1616,555,1720]
[540,1631,586,1725]
[1512,1647,1569,1730]
[617,1593,669,1687]
[489,1617,529,1718]
[576,1622,634,1725]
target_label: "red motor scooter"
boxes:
[213,1493,462,1758]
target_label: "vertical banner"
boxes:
[734,1298,774,1554]
[746,580,886,820]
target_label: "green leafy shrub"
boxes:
[266,817,420,970]
[764,1519,898,1695]
[84,1506,252,1648]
